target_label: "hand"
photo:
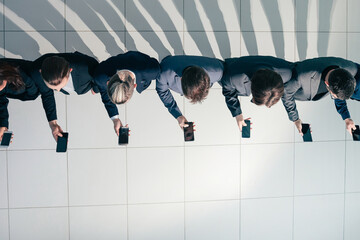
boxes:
[345,118,356,135]
[112,118,124,136]
[294,119,303,136]
[177,115,189,129]
[0,127,7,142]
[49,120,63,142]
[91,88,96,95]
[235,114,251,131]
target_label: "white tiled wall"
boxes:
[1,0,359,239]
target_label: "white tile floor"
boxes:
[0,0,359,239]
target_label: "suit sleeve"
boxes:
[0,93,9,128]
[156,76,182,119]
[281,79,301,121]
[334,99,350,120]
[221,77,241,117]
[94,74,119,118]
[31,69,57,122]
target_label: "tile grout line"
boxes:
[123,0,130,239]
[343,1,348,239]
[6,149,11,240]
[183,1,186,240]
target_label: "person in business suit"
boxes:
[0,59,39,141]
[93,51,160,136]
[221,56,294,131]
[281,57,359,135]
[31,52,99,141]
[157,55,224,129]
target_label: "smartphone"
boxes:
[352,125,360,141]
[56,132,68,152]
[184,122,194,142]
[242,120,251,138]
[0,131,12,147]
[118,127,129,145]
[301,123,312,142]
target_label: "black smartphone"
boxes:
[184,122,194,142]
[0,131,12,147]
[352,125,360,141]
[242,120,251,138]
[56,132,68,152]
[301,123,312,142]
[118,127,129,145]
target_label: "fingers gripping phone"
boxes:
[301,124,312,142]
[0,131,12,147]
[352,125,360,141]
[184,122,194,142]
[242,120,251,138]
[119,127,129,145]
[56,132,69,152]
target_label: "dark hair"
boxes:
[0,62,25,91]
[181,66,210,103]
[328,68,355,100]
[41,56,70,86]
[251,69,284,107]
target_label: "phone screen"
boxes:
[0,131,12,146]
[184,122,194,142]
[352,125,360,141]
[242,120,251,138]
[119,127,129,145]
[56,132,68,152]
[301,123,312,142]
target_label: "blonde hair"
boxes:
[107,70,135,104]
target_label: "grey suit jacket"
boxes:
[221,56,294,117]
[156,55,224,119]
[282,57,358,121]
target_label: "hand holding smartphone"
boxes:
[352,125,360,141]
[242,120,251,138]
[56,132,68,152]
[0,131,12,147]
[118,127,129,145]
[184,122,194,142]
[301,123,312,142]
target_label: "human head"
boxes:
[107,70,136,104]
[181,66,210,103]
[251,69,284,108]
[0,62,24,91]
[40,56,71,91]
[327,68,355,100]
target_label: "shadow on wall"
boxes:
[295,0,336,60]
[0,0,338,62]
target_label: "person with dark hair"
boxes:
[221,56,294,131]
[94,51,160,136]
[282,57,359,135]
[31,52,99,141]
[156,55,224,129]
[0,59,39,141]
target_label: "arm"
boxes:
[155,77,182,119]
[0,94,9,129]
[334,99,356,135]
[281,79,302,122]
[221,77,241,117]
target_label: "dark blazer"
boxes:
[221,56,294,117]
[31,52,99,122]
[282,57,359,121]
[94,51,160,118]
[0,58,40,128]
[157,55,224,119]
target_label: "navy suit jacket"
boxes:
[31,52,99,122]
[94,51,160,118]
[0,58,40,128]
[157,55,224,119]
[221,56,294,117]
[282,57,359,121]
